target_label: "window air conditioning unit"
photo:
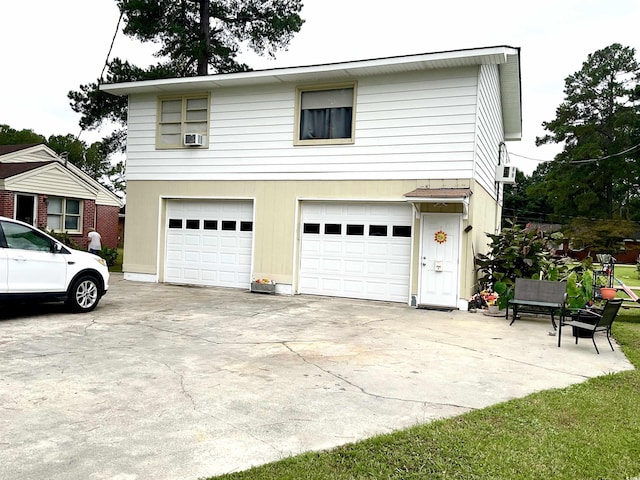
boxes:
[495,165,517,183]
[184,133,204,146]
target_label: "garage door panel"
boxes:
[321,240,343,254]
[344,260,365,274]
[202,236,218,248]
[165,200,253,288]
[182,268,199,281]
[388,261,411,276]
[321,258,342,273]
[366,261,387,275]
[184,235,200,246]
[345,242,366,255]
[166,249,183,261]
[300,257,320,270]
[201,270,217,281]
[319,278,342,293]
[300,202,411,303]
[365,241,389,256]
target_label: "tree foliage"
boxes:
[119,0,304,76]
[564,217,636,255]
[0,124,45,145]
[68,0,304,137]
[534,43,640,221]
[502,167,554,225]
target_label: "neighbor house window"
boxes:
[157,94,210,148]
[295,84,356,145]
[47,197,82,233]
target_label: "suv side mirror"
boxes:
[52,242,63,254]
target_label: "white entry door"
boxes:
[165,200,253,288]
[419,214,461,307]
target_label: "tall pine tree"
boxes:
[534,43,640,221]
[68,0,304,182]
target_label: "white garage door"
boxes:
[165,200,253,288]
[299,202,412,302]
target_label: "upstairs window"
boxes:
[157,95,210,149]
[295,85,356,145]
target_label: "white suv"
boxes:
[0,216,109,312]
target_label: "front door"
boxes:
[418,214,461,308]
[15,194,36,225]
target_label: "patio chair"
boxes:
[557,298,623,354]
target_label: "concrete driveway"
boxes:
[0,274,633,480]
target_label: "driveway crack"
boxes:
[282,343,473,411]
[151,359,197,410]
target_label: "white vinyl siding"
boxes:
[475,64,505,198]
[125,67,479,181]
[5,164,96,199]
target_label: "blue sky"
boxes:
[1,0,638,174]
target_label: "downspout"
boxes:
[496,142,505,233]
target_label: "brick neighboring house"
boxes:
[0,144,123,249]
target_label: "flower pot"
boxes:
[600,287,616,300]
[251,282,275,294]
[488,305,499,314]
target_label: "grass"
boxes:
[109,247,124,273]
[209,312,640,480]
[612,264,640,288]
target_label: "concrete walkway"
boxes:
[0,274,633,480]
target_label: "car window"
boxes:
[0,221,52,252]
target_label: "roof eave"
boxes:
[100,45,521,97]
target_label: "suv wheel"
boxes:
[67,275,101,312]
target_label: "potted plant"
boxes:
[251,278,276,294]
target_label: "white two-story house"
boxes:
[102,45,521,309]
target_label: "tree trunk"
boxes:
[197,0,210,76]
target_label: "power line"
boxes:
[510,142,640,165]
[101,11,124,82]
[77,9,124,141]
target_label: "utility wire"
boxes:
[77,9,123,141]
[101,10,124,82]
[510,142,640,165]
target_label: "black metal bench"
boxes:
[507,278,567,330]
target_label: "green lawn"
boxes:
[109,247,124,273]
[613,264,640,288]
[209,311,640,480]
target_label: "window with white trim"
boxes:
[295,84,356,145]
[157,94,210,148]
[47,197,82,233]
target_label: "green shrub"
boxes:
[42,228,81,250]
[474,222,565,308]
[98,247,118,267]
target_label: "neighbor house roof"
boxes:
[0,161,53,179]
[100,45,522,141]
[0,144,122,207]
[0,144,40,155]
